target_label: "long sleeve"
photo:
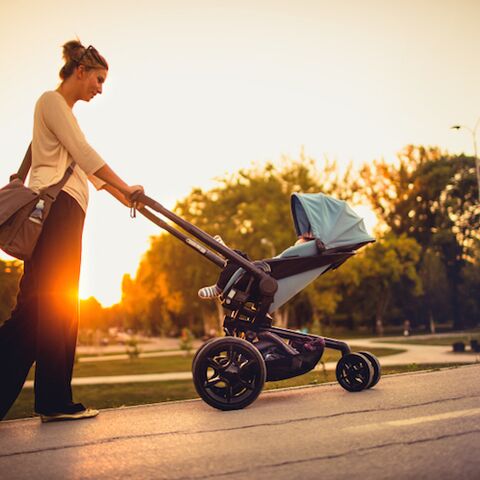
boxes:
[29,91,107,212]
[39,92,105,175]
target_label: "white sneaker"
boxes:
[39,408,99,423]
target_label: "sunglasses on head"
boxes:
[77,45,105,68]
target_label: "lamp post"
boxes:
[451,118,480,201]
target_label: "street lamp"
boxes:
[451,118,480,201]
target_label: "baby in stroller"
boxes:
[198,231,316,299]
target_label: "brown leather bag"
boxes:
[0,144,74,260]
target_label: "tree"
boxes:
[458,246,480,328]
[0,259,22,326]
[335,234,422,335]
[79,297,104,331]
[417,249,451,332]
[358,146,479,330]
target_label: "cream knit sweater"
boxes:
[29,91,106,212]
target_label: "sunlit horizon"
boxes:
[1,0,479,307]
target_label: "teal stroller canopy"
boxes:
[291,193,375,249]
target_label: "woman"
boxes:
[0,40,144,422]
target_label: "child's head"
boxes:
[295,232,315,245]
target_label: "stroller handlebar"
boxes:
[135,194,278,294]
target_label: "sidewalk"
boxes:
[22,336,479,388]
[346,337,480,366]
[4,365,480,480]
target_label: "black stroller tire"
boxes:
[192,337,266,411]
[335,353,374,392]
[357,351,381,388]
[192,337,218,366]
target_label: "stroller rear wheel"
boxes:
[192,337,266,410]
[357,351,381,388]
[335,353,374,392]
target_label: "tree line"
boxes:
[1,146,478,336]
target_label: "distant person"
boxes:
[403,319,411,337]
[0,40,144,422]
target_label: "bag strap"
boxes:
[41,163,75,201]
[10,142,75,202]
[10,143,33,182]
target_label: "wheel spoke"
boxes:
[240,358,255,371]
[204,377,223,389]
[225,383,233,402]
[238,378,255,391]
[233,352,242,365]
[226,345,236,367]
[207,357,224,372]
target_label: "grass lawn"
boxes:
[28,354,195,380]
[6,362,464,421]
[25,346,404,381]
[77,348,180,358]
[381,335,480,347]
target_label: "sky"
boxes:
[1,0,479,306]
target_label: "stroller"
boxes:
[137,192,380,410]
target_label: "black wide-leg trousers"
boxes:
[0,191,85,420]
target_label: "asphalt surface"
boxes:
[1,364,479,480]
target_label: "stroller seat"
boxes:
[221,239,354,313]
[268,240,353,312]
[277,239,320,258]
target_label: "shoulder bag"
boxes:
[0,143,75,261]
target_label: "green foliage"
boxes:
[459,254,480,324]
[359,146,480,330]
[79,297,104,331]
[125,335,141,359]
[333,234,422,334]
[178,327,194,355]
[0,259,22,326]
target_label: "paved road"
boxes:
[2,364,479,479]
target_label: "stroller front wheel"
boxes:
[192,337,266,410]
[357,351,381,388]
[335,353,374,392]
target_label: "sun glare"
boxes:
[352,205,379,236]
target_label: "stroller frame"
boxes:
[137,194,380,410]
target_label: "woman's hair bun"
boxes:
[62,40,85,64]
[59,39,108,80]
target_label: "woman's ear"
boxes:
[75,65,86,79]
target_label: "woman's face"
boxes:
[79,67,108,102]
